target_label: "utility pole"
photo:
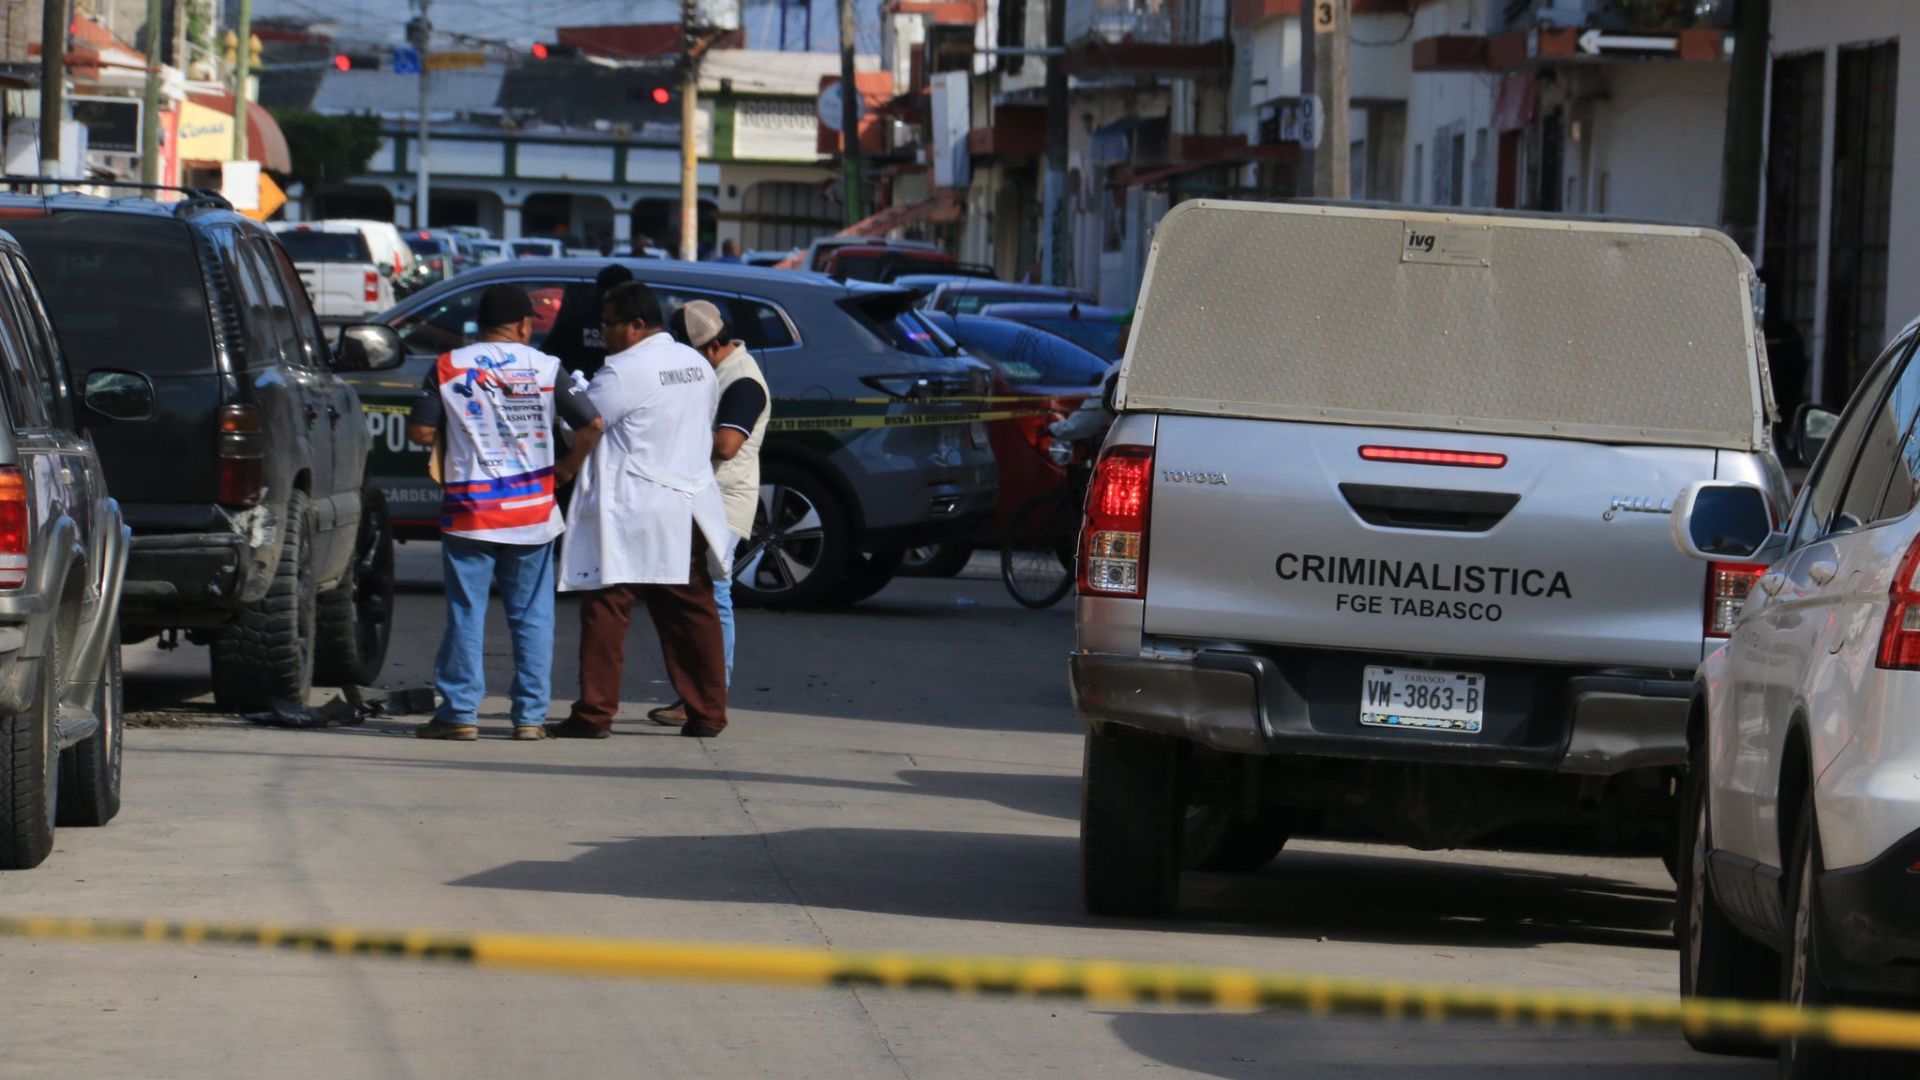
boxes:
[140,0,163,183]
[1039,0,1067,285]
[38,0,67,177]
[410,5,432,230]
[230,0,250,160]
[836,0,861,225]
[1718,0,1769,255]
[1308,0,1350,199]
[679,0,700,260]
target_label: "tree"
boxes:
[271,110,384,219]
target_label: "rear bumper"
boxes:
[1069,650,1689,773]
[120,533,251,626]
[1818,827,1920,993]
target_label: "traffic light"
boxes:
[530,42,579,60]
[222,29,238,66]
[333,53,351,71]
[332,52,382,71]
[651,87,671,105]
[532,42,549,60]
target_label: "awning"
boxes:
[771,188,966,269]
[1492,73,1536,132]
[183,93,293,174]
[1118,146,1297,188]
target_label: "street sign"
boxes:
[1311,0,1337,33]
[241,173,287,223]
[1577,29,1678,55]
[393,46,422,75]
[426,50,487,70]
[817,82,866,132]
[1294,94,1323,151]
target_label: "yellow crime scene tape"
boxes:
[5,915,1920,1051]
[356,397,1073,432]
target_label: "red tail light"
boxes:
[1360,445,1508,469]
[364,269,380,303]
[217,404,265,508]
[1879,538,1920,669]
[0,467,27,589]
[1707,562,1766,638]
[1078,445,1153,599]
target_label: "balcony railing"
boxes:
[1492,0,1736,32]
[1067,0,1226,46]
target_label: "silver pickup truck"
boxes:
[1071,201,1790,916]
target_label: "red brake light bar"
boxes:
[1359,446,1508,469]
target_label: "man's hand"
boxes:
[555,418,605,486]
[407,422,439,448]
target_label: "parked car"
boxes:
[922,280,1096,315]
[445,225,493,243]
[319,219,415,291]
[417,229,473,273]
[744,249,797,268]
[1670,316,1920,1077]
[803,235,937,274]
[980,301,1128,360]
[0,228,129,870]
[361,261,997,608]
[510,238,566,259]
[2,191,406,710]
[269,223,394,328]
[404,236,453,288]
[1069,200,1787,918]
[465,239,510,266]
[910,312,1109,576]
[820,245,993,285]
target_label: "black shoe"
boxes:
[545,718,612,739]
[679,722,724,739]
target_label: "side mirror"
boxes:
[81,369,156,422]
[1102,370,1120,414]
[1670,481,1784,563]
[334,323,405,372]
[1790,403,1841,469]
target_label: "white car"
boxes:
[1671,317,1920,1077]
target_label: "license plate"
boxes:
[1359,666,1485,734]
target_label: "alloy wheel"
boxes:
[737,483,829,596]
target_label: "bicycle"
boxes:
[1000,439,1092,609]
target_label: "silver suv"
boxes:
[1070,201,1787,916]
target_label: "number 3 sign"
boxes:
[1313,0,1337,32]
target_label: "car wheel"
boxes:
[314,488,396,687]
[823,548,906,606]
[901,541,973,578]
[1677,739,1776,1057]
[1081,728,1182,917]
[731,464,851,610]
[211,490,317,710]
[0,623,61,869]
[1183,803,1288,873]
[57,637,122,828]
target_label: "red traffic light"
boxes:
[651,87,670,105]
[333,53,352,71]
[532,42,549,59]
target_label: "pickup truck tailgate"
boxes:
[1143,414,1713,670]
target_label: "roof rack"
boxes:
[0,175,229,206]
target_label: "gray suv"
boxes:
[0,230,129,870]
[359,261,997,608]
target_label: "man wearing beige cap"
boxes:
[651,299,770,725]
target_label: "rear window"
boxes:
[946,319,1108,387]
[7,213,216,375]
[831,254,885,282]
[841,294,950,358]
[1009,316,1124,360]
[276,230,373,264]
[511,241,556,257]
[407,238,446,255]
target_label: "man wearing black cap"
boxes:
[406,284,603,741]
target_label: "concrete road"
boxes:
[0,548,1765,1078]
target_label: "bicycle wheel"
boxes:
[1001,491,1079,609]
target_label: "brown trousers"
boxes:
[569,532,728,732]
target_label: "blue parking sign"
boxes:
[393,46,422,75]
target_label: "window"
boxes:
[275,231,373,264]
[739,182,840,254]
[264,240,330,369]
[1824,41,1900,403]
[731,298,796,351]
[243,237,306,370]
[4,213,216,376]
[0,278,50,429]
[1411,143,1425,202]
[1471,127,1491,207]
[391,282,569,355]
[0,257,66,425]
[1449,130,1466,207]
[1793,335,1910,544]
[1764,52,1825,400]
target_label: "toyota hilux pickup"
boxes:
[1070,200,1789,916]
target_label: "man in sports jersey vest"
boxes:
[406,285,603,741]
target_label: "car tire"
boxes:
[1779,790,1918,1078]
[211,490,316,711]
[0,624,62,869]
[1183,804,1288,873]
[314,488,396,688]
[57,637,122,828]
[732,463,852,610]
[824,548,906,606]
[1081,728,1182,918]
[901,541,973,578]
[1677,740,1776,1057]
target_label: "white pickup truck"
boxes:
[271,223,395,327]
[1070,201,1789,916]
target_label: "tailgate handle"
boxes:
[1338,483,1519,533]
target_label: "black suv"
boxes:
[1,189,404,709]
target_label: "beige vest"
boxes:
[713,345,770,539]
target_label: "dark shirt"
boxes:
[714,379,768,436]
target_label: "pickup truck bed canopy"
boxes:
[1118,201,1771,452]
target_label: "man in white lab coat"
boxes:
[548,282,737,739]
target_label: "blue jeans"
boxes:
[714,571,735,686]
[435,535,555,727]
